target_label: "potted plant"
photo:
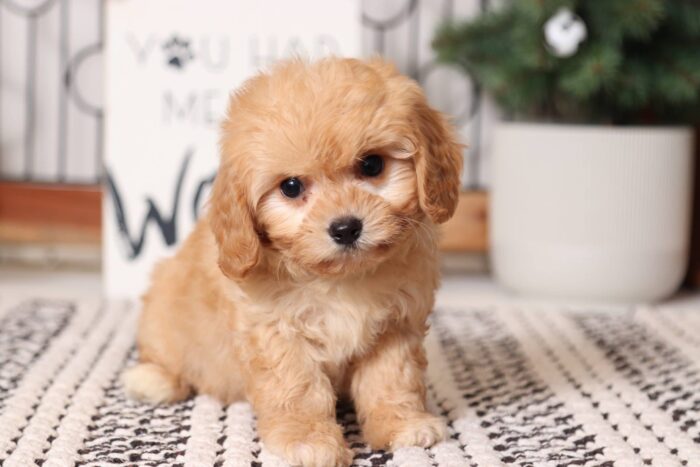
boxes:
[434,1,700,302]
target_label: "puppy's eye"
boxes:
[359,154,384,177]
[280,177,304,198]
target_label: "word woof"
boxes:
[106,150,215,259]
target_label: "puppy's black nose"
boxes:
[328,217,363,246]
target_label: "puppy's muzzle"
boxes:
[328,216,363,246]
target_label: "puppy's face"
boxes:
[210,58,463,279]
[256,147,417,275]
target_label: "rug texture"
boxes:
[0,298,699,467]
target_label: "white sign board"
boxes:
[104,0,361,298]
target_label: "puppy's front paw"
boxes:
[390,414,446,449]
[363,411,446,450]
[284,437,353,467]
[264,420,352,467]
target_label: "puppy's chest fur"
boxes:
[287,284,393,362]
[241,270,434,367]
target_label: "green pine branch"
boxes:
[433,0,700,125]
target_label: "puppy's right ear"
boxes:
[208,158,260,279]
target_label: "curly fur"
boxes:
[123,57,463,467]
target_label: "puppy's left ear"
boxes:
[414,100,464,224]
[208,159,261,279]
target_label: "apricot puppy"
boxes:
[123,57,463,467]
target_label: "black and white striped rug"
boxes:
[0,298,699,466]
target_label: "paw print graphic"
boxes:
[162,35,194,70]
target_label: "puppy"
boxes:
[123,57,463,467]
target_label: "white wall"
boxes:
[0,0,103,183]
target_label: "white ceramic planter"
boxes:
[490,123,695,302]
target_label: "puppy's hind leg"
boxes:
[122,362,191,404]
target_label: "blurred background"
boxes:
[0,0,699,303]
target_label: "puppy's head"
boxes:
[210,58,463,279]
